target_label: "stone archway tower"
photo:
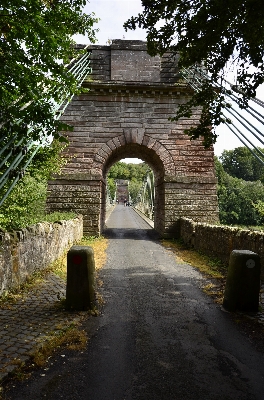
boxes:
[47,40,219,236]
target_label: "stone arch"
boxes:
[46,40,219,237]
[97,136,170,234]
[93,132,175,178]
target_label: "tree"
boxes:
[1,1,98,143]
[124,1,264,147]
[215,156,264,226]
[220,147,264,183]
[107,162,151,182]
[128,178,142,203]
[107,177,116,200]
[0,140,71,230]
[107,161,151,202]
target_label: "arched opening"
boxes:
[101,143,166,234]
[106,158,150,205]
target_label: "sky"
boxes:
[74,0,264,163]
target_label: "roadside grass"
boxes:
[0,235,108,308]
[51,235,108,281]
[161,240,264,354]
[162,239,228,304]
[31,324,87,367]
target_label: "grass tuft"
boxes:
[162,239,227,304]
[162,239,227,279]
[32,325,88,367]
[0,268,52,309]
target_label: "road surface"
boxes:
[4,205,264,399]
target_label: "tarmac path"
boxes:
[4,205,264,399]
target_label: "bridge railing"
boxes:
[181,64,264,165]
[0,47,91,206]
[133,172,155,221]
[106,184,114,207]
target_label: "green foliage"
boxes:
[220,147,264,183]
[252,200,264,218]
[42,211,76,223]
[125,0,264,147]
[107,177,116,200]
[0,174,47,229]
[218,175,264,226]
[107,161,151,202]
[1,0,98,142]
[107,161,151,181]
[128,178,142,203]
[27,140,68,180]
[0,140,73,230]
[214,156,226,186]
[215,153,264,226]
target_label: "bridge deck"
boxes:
[5,205,264,399]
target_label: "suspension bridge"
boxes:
[1,40,264,232]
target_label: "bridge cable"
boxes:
[181,65,264,161]
[0,46,92,205]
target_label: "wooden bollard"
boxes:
[66,246,96,310]
[223,250,261,312]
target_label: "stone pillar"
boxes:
[66,245,96,310]
[162,175,219,237]
[46,174,104,236]
[223,250,261,312]
[154,180,165,235]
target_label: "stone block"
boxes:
[223,250,261,312]
[66,246,96,310]
[0,217,83,295]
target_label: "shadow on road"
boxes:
[103,227,160,241]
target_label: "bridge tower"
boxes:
[116,179,129,204]
[46,40,219,237]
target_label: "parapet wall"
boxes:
[179,218,264,278]
[0,216,83,295]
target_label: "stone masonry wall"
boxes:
[179,217,264,279]
[47,175,103,235]
[58,87,210,177]
[47,40,219,236]
[163,176,219,236]
[116,180,129,203]
[49,84,218,235]
[0,216,83,295]
[86,40,180,84]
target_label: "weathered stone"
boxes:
[66,246,96,310]
[223,250,261,312]
[116,180,129,203]
[47,40,219,236]
[179,217,264,279]
[0,216,83,295]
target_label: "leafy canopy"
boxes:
[107,161,151,202]
[215,155,264,227]
[1,0,98,142]
[124,0,264,147]
[220,147,264,183]
[0,140,73,230]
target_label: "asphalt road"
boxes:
[4,205,264,399]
